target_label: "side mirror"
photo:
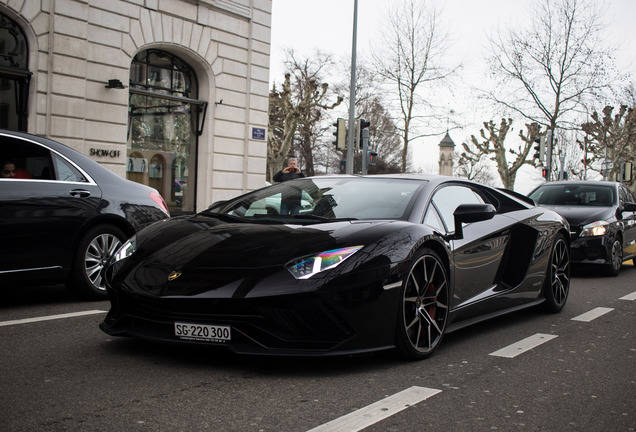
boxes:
[623,202,636,212]
[451,203,496,240]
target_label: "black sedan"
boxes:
[528,180,636,276]
[0,130,170,299]
[101,175,570,360]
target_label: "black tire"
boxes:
[395,248,449,360]
[69,224,127,300]
[542,233,570,313]
[605,237,622,277]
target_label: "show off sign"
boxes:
[90,148,121,158]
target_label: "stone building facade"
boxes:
[0,0,271,214]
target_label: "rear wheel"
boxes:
[395,248,449,360]
[69,224,126,300]
[543,234,570,313]
[605,237,622,277]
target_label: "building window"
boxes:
[127,49,206,214]
[0,11,31,132]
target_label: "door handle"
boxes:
[70,189,91,198]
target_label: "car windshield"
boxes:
[206,177,424,222]
[529,184,615,206]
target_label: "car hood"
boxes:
[539,205,614,226]
[109,215,412,297]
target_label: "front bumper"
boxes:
[569,235,611,265]
[100,272,401,357]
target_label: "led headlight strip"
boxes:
[286,246,363,279]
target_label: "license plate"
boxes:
[174,322,231,343]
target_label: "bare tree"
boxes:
[459,119,541,189]
[484,0,619,180]
[372,0,455,172]
[331,61,404,173]
[579,105,636,193]
[487,0,616,130]
[267,51,342,181]
[454,145,498,187]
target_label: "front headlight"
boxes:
[286,246,363,279]
[579,221,608,237]
[112,235,137,263]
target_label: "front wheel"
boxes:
[395,248,449,360]
[604,238,622,277]
[69,225,127,300]
[542,234,570,313]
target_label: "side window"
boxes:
[51,153,87,182]
[620,186,635,205]
[0,137,53,180]
[423,206,444,232]
[427,185,484,233]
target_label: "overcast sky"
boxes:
[268,0,636,191]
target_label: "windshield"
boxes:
[529,184,615,207]
[206,177,424,222]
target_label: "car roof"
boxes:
[534,180,619,188]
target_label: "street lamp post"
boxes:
[345,0,358,174]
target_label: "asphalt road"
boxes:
[1,263,634,432]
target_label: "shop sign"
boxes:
[90,148,121,158]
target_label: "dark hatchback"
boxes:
[528,181,636,276]
[0,130,170,299]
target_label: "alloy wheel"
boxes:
[401,253,449,356]
[550,237,570,307]
[610,239,622,272]
[85,233,122,291]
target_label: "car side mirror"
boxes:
[450,203,496,240]
[623,202,636,212]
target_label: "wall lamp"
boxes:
[105,79,125,89]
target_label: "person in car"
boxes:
[1,159,31,179]
[1,160,16,178]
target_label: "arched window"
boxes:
[127,49,207,214]
[0,11,31,131]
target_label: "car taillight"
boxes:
[150,191,170,216]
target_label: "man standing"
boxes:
[273,157,305,183]
[272,157,305,215]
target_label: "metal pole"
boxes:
[545,129,553,181]
[362,128,369,174]
[620,158,625,183]
[345,0,358,174]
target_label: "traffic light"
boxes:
[339,159,346,173]
[358,118,371,148]
[367,149,378,166]
[532,137,545,164]
[542,167,548,180]
[332,118,346,150]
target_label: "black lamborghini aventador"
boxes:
[100,175,571,360]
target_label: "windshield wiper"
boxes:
[201,212,246,223]
[290,214,358,222]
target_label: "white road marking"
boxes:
[619,291,636,301]
[0,310,107,327]
[489,333,558,358]
[305,386,441,432]
[571,307,614,322]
